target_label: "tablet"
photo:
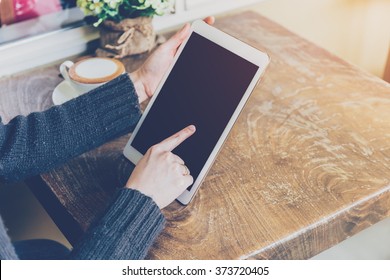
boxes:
[123,20,269,205]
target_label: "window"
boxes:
[0,0,81,45]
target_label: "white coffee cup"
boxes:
[60,57,125,95]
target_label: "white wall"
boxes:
[251,0,390,78]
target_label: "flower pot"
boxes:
[99,17,155,58]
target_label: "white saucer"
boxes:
[52,81,80,105]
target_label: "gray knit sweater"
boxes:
[0,74,165,260]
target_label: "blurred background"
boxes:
[252,0,389,79]
[0,0,389,259]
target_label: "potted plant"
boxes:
[77,0,174,58]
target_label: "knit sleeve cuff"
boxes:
[70,189,165,260]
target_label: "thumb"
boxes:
[164,23,191,51]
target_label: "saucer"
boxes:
[52,81,80,105]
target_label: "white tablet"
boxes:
[123,20,269,205]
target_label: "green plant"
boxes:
[77,0,174,26]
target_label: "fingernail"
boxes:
[188,125,196,132]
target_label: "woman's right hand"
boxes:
[125,125,196,209]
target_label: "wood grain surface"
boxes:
[1,11,390,259]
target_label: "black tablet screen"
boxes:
[132,32,259,190]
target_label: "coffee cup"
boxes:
[59,57,125,95]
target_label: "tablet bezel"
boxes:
[123,20,269,205]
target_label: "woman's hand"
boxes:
[125,125,196,209]
[130,17,215,103]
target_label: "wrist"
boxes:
[125,185,161,209]
[129,71,148,104]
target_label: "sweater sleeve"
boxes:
[0,74,141,183]
[0,188,165,260]
[69,188,165,260]
[0,216,19,260]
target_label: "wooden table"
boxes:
[1,11,390,259]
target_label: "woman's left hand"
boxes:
[130,17,215,103]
